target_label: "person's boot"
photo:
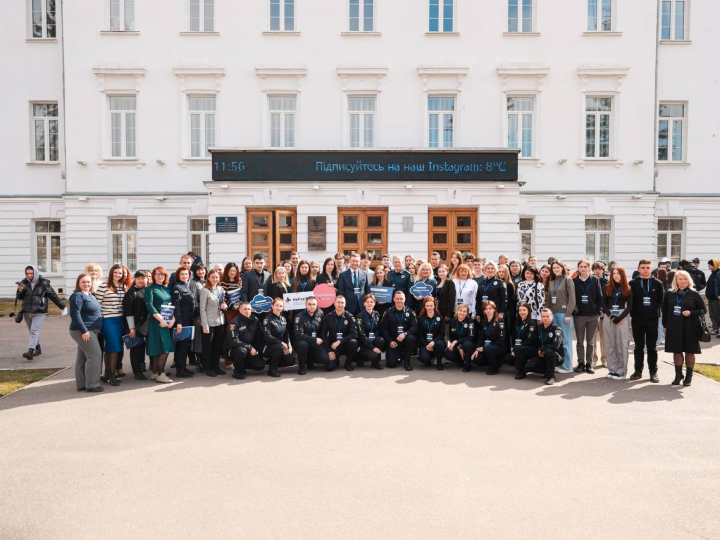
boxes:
[34,344,42,356]
[344,360,354,372]
[671,366,684,386]
[22,348,34,360]
[683,369,693,387]
[515,371,527,380]
[630,370,642,381]
[574,363,585,373]
[267,368,280,378]
[585,364,595,375]
[298,361,307,375]
[372,361,384,370]
[232,369,246,380]
[403,359,413,371]
[649,371,659,383]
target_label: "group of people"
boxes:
[15,249,716,393]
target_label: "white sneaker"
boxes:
[149,372,157,381]
[609,374,625,381]
[555,368,573,374]
[155,372,173,384]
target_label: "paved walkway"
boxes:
[1,317,719,539]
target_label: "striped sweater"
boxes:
[94,282,126,318]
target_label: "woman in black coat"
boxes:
[434,264,457,323]
[316,257,339,314]
[16,265,66,359]
[171,267,197,379]
[662,270,707,387]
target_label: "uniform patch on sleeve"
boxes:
[295,317,300,324]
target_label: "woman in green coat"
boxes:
[145,266,175,384]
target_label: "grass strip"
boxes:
[0,369,62,397]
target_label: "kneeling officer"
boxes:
[294,296,335,374]
[226,301,263,380]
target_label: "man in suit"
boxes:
[337,252,370,315]
[240,253,272,302]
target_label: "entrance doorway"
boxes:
[246,208,297,271]
[428,208,477,265]
[338,207,388,266]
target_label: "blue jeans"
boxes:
[553,313,573,370]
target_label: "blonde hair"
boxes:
[273,266,290,285]
[670,270,696,292]
[455,303,470,316]
[484,260,498,274]
[85,263,103,281]
[496,263,511,284]
[418,262,433,279]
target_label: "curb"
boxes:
[0,366,70,401]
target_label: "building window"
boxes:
[585,97,612,158]
[34,220,61,274]
[110,0,135,31]
[111,218,137,272]
[269,96,296,148]
[190,218,210,265]
[31,103,59,162]
[507,97,534,158]
[30,0,57,38]
[508,0,533,33]
[189,96,216,158]
[587,0,612,31]
[349,0,374,31]
[658,103,685,163]
[109,96,136,158]
[270,0,295,31]
[428,96,454,148]
[429,0,454,32]
[349,97,375,148]
[661,1,687,40]
[519,217,534,261]
[585,218,611,263]
[657,218,683,268]
[189,0,214,31]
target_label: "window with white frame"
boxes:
[269,96,296,147]
[109,96,137,158]
[657,218,683,267]
[585,218,611,263]
[349,97,375,148]
[657,103,685,162]
[110,0,135,31]
[429,0,454,32]
[585,97,612,158]
[34,220,61,274]
[507,97,534,158]
[349,0,374,31]
[270,0,295,31]
[30,0,57,38]
[519,217,534,262]
[189,0,214,31]
[508,0,533,33]
[661,0,687,40]
[111,218,137,272]
[587,0,612,31]
[428,96,454,148]
[189,96,216,158]
[31,103,59,162]
[190,218,210,265]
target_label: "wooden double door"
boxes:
[337,207,388,266]
[246,208,296,271]
[428,208,477,265]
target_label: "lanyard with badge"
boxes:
[611,288,622,316]
[353,271,361,296]
[307,310,317,338]
[515,322,526,347]
[539,327,550,347]
[551,277,564,305]
[457,280,467,306]
[276,316,286,339]
[578,278,591,305]
[364,311,376,340]
[455,319,466,338]
[674,290,687,316]
[425,317,436,342]
[481,279,492,304]
[641,279,652,307]
[395,310,405,336]
[256,272,265,296]
[335,313,344,341]
[483,322,493,347]
[116,287,124,313]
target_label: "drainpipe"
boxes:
[60,0,68,195]
[652,0,660,193]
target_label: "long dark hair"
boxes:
[106,264,126,292]
[606,266,631,297]
[292,260,312,292]
[222,262,240,284]
[322,257,338,280]
[522,265,540,283]
[517,302,532,322]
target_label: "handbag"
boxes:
[122,334,146,349]
[698,316,712,343]
[13,298,23,323]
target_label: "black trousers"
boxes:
[129,343,146,374]
[632,317,659,373]
[386,335,417,367]
[418,339,447,366]
[173,339,191,374]
[201,326,224,372]
[295,340,335,371]
[357,337,386,364]
[228,346,265,373]
[329,339,359,366]
[505,345,538,372]
[471,343,507,370]
[525,350,560,380]
[444,341,475,367]
[263,343,296,370]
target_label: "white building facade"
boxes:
[1,0,718,296]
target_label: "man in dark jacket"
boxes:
[572,259,603,374]
[320,296,359,371]
[380,291,418,371]
[707,259,720,336]
[227,302,264,379]
[294,296,335,374]
[629,259,665,382]
[16,265,65,359]
[240,254,273,302]
[336,253,370,315]
[524,308,563,385]
[679,259,706,291]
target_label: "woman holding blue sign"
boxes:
[171,267,196,379]
[601,266,633,381]
[662,270,706,386]
[356,294,385,370]
[412,263,438,314]
[145,267,175,384]
[370,265,393,317]
[199,268,227,378]
[417,297,446,369]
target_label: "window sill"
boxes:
[655,161,691,168]
[518,158,545,168]
[503,32,540,37]
[98,160,146,168]
[179,31,220,36]
[26,161,61,167]
[582,31,622,37]
[659,39,692,45]
[425,31,460,37]
[179,159,211,167]
[100,31,140,36]
[262,31,301,36]
[576,160,623,168]
[341,31,382,37]
[26,38,57,43]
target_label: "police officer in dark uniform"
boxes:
[262,298,296,377]
[629,259,664,382]
[387,256,414,306]
[227,302,264,380]
[380,290,418,371]
[320,296,359,371]
[524,308,564,385]
[471,300,507,374]
[416,296,446,369]
[356,294,385,370]
[505,302,540,379]
[444,303,475,370]
[294,296,335,374]
[475,262,507,324]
